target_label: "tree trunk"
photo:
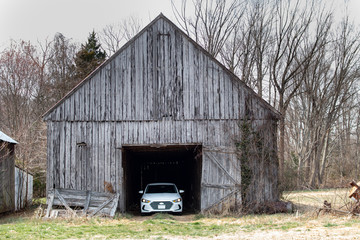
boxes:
[319,129,330,185]
[278,95,285,182]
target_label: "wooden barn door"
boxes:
[201,148,241,212]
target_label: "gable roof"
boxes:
[43,13,280,120]
[0,130,18,144]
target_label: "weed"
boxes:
[152,213,174,220]
[193,213,205,220]
[191,221,202,226]
[32,198,47,205]
[279,222,300,230]
[324,222,338,228]
[117,212,133,219]
[144,219,155,224]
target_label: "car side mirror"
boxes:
[139,190,143,194]
[179,190,184,194]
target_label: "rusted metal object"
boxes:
[349,180,360,201]
[347,180,360,215]
[323,200,331,212]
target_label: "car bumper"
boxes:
[140,201,183,213]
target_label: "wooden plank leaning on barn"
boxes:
[45,188,119,218]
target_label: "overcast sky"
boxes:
[0,0,360,50]
[0,0,174,49]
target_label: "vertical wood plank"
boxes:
[89,76,94,121]
[46,122,53,192]
[65,123,71,188]
[99,123,105,192]
[220,70,226,119]
[110,123,116,187]
[86,122,92,190]
[188,42,195,119]
[100,70,106,120]
[94,122,99,191]
[130,43,136,120]
[75,124,81,190]
[183,35,189,119]
[70,122,76,189]
[115,122,122,192]
[59,122,65,188]
[126,47,132,120]
[213,65,220,119]
[175,31,183,119]
[207,60,214,119]
[104,123,110,183]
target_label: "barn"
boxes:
[43,14,280,213]
[0,131,33,213]
[0,130,17,213]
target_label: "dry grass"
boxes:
[283,188,354,213]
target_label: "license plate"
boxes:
[158,205,165,209]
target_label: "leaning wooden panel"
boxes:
[45,188,119,218]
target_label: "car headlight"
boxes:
[172,198,182,203]
[141,198,150,203]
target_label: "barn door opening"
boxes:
[122,145,202,213]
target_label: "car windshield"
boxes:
[145,185,177,193]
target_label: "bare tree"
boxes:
[219,0,273,97]
[0,41,39,133]
[0,40,50,197]
[287,16,360,188]
[171,0,245,58]
[99,16,142,56]
[21,39,54,115]
[267,0,334,180]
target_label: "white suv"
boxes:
[139,183,184,214]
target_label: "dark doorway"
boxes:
[122,144,202,213]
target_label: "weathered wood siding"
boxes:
[45,15,279,212]
[44,18,274,123]
[15,167,33,211]
[0,141,15,213]
[46,120,244,211]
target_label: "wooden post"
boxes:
[82,190,91,216]
[55,189,76,217]
[45,191,55,218]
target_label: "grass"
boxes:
[0,217,237,239]
[1,189,360,239]
[3,212,359,239]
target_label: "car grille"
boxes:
[150,201,173,210]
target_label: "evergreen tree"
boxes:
[74,31,106,80]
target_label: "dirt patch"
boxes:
[0,208,37,223]
[130,213,197,222]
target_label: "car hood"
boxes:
[142,193,180,201]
